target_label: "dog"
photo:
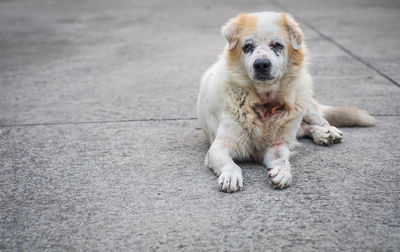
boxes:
[196,12,377,192]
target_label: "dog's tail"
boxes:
[320,104,378,127]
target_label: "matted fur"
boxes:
[197,12,376,192]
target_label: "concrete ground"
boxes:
[1,0,399,250]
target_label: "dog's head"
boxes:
[222,12,305,84]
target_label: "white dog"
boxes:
[196,12,377,192]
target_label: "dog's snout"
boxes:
[253,58,274,81]
[253,58,271,73]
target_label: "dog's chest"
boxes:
[224,84,304,156]
[226,87,288,136]
[252,98,283,121]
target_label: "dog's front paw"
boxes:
[267,159,292,189]
[218,164,243,193]
[328,126,343,143]
[311,125,343,145]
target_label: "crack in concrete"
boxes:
[371,114,400,117]
[1,114,398,128]
[270,0,400,89]
[0,117,198,128]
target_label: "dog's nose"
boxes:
[253,58,271,73]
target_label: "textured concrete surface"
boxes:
[1,0,399,251]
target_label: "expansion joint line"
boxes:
[0,117,198,128]
[270,0,400,88]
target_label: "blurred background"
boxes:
[1,0,399,125]
[1,0,399,251]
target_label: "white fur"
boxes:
[197,12,345,192]
[242,12,287,81]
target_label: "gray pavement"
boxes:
[1,0,399,251]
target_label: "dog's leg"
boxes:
[263,143,292,189]
[298,121,342,145]
[206,137,244,193]
[298,100,343,145]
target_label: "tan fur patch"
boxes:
[278,13,304,67]
[225,14,258,66]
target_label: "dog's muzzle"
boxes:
[253,58,274,81]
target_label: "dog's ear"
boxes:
[281,13,303,50]
[221,16,239,50]
[221,14,257,50]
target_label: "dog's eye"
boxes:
[270,42,284,53]
[242,43,254,54]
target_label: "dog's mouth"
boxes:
[254,73,275,81]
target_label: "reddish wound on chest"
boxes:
[253,91,283,120]
[253,102,282,120]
